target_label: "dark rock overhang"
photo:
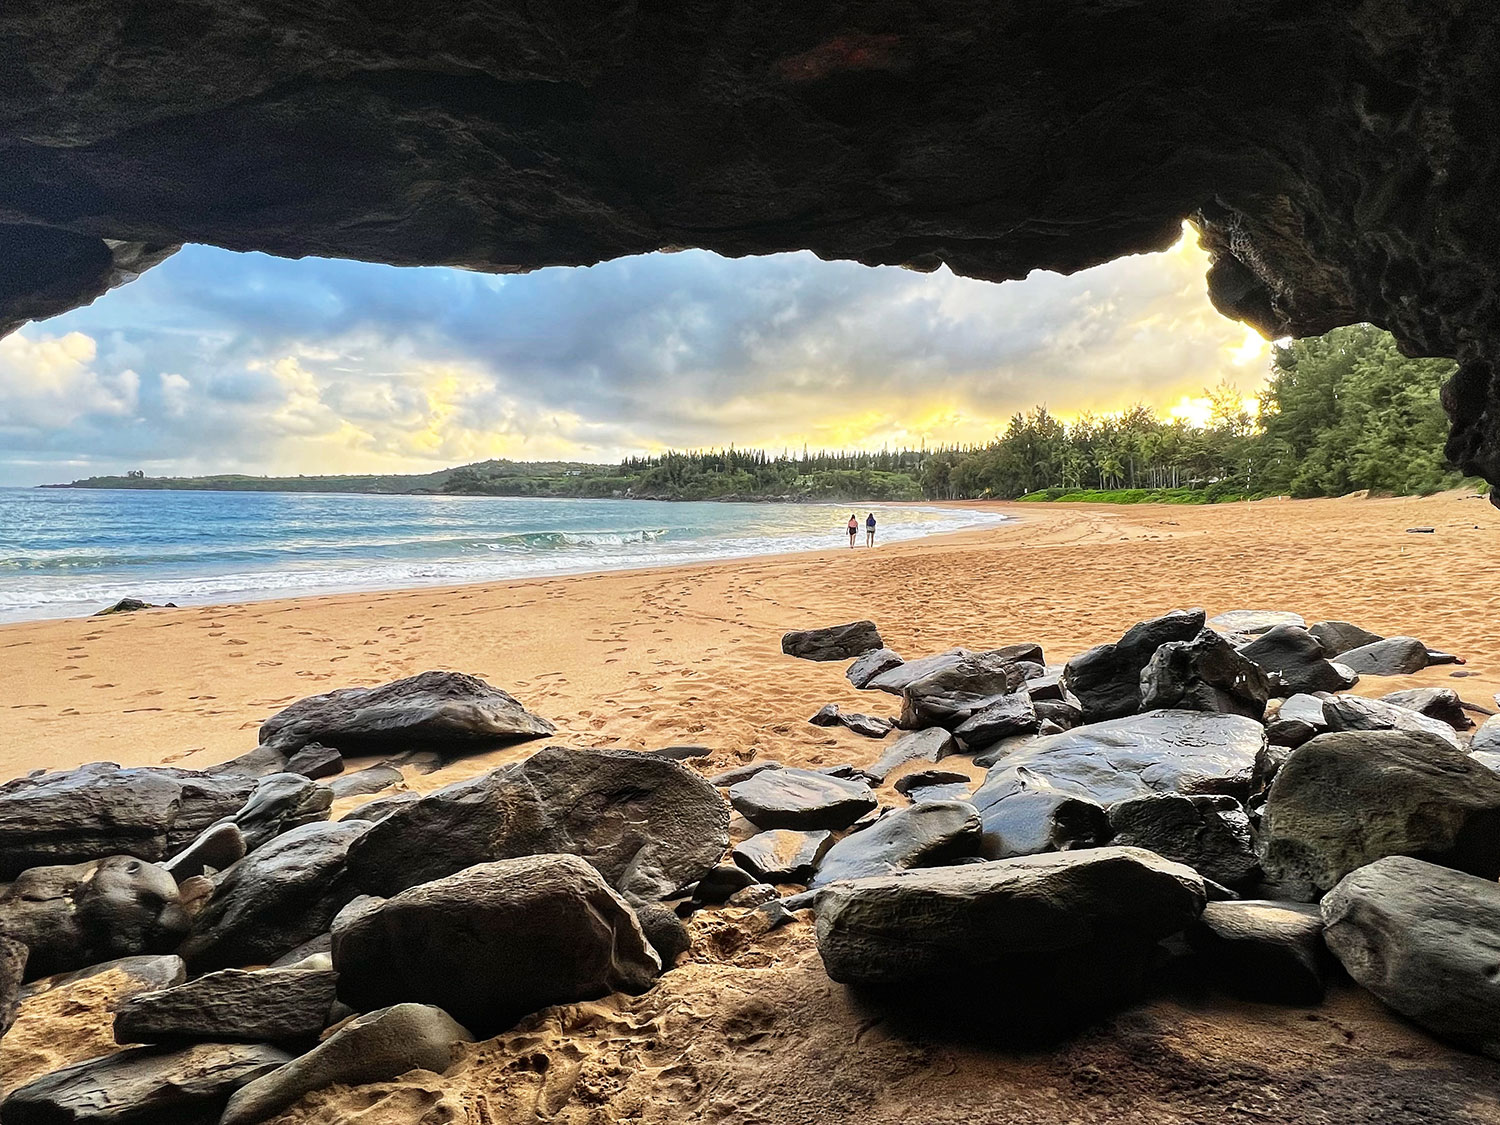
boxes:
[2,2,1496,494]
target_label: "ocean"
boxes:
[0,489,1009,623]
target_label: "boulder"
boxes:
[336,791,420,824]
[707,761,783,787]
[780,620,883,661]
[952,692,1039,749]
[1335,636,1431,676]
[1261,730,1500,900]
[327,764,405,800]
[1207,610,1305,635]
[899,651,1025,730]
[1474,715,1500,756]
[1138,628,1270,719]
[178,820,371,971]
[282,742,343,780]
[1379,687,1472,731]
[0,763,253,880]
[1238,626,1358,695]
[689,863,759,905]
[809,705,893,738]
[811,801,981,888]
[1321,694,1462,749]
[1,1042,291,1124]
[634,903,691,967]
[346,747,729,902]
[162,822,245,881]
[846,647,904,689]
[0,936,25,1041]
[332,854,659,1036]
[1062,608,1205,723]
[1031,698,1084,731]
[219,1003,473,1125]
[257,670,554,756]
[728,768,876,831]
[814,848,1206,1016]
[218,772,333,851]
[973,710,1265,808]
[0,857,190,981]
[93,597,159,615]
[732,829,833,884]
[865,648,973,695]
[1265,692,1328,748]
[114,966,336,1045]
[206,746,294,780]
[1107,794,1260,890]
[894,769,972,802]
[1307,620,1383,656]
[17,954,186,1006]
[864,728,956,784]
[973,777,1109,859]
[1322,856,1500,1058]
[1188,900,1328,1004]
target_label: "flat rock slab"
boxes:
[729,768,876,830]
[847,647,904,689]
[864,728,955,784]
[732,829,833,884]
[1336,636,1431,676]
[1379,687,1471,730]
[781,620,883,661]
[973,710,1265,808]
[1208,610,1306,634]
[327,764,405,800]
[283,742,343,779]
[1322,694,1462,748]
[258,670,554,756]
[865,649,974,695]
[1188,899,1328,1004]
[332,854,659,1037]
[952,692,1038,749]
[810,800,981,888]
[346,746,729,902]
[974,781,1109,859]
[114,966,336,1045]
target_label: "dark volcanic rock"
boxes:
[1,1042,291,1125]
[0,763,253,880]
[206,745,293,780]
[689,863,759,905]
[634,903,692,968]
[0,856,190,981]
[1321,694,1462,748]
[258,670,553,756]
[811,801,982,888]
[732,828,833,884]
[220,771,333,851]
[864,728,955,784]
[178,820,371,971]
[346,747,729,902]
[846,647,904,689]
[1335,636,1431,676]
[1322,856,1500,1058]
[327,763,405,800]
[1308,620,1384,656]
[1188,900,1328,1004]
[220,1004,473,1125]
[1063,609,1205,723]
[1139,628,1271,719]
[0,935,25,1041]
[707,761,783,787]
[973,777,1109,859]
[114,965,336,1045]
[781,620,883,661]
[865,649,973,695]
[810,705,894,738]
[283,742,344,780]
[1265,692,1330,748]
[1262,730,1500,900]
[899,651,1026,730]
[1238,626,1358,695]
[894,769,972,801]
[162,822,245,881]
[728,768,876,831]
[1207,610,1305,635]
[952,692,1038,749]
[1379,687,1472,731]
[1107,793,1261,890]
[17,953,186,1007]
[332,854,659,1036]
[336,791,421,824]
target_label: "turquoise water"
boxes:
[0,489,1009,623]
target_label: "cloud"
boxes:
[0,227,1270,484]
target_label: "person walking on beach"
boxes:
[847,513,858,548]
[865,512,877,547]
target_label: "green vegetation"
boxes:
[55,326,1472,504]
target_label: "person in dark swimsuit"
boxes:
[865,512,877,547]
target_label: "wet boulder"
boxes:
[257,670,554,756]
[847,647,904,688]
[114,965,337,1046]
[1107,793,1260,890]
[1261,730,1500,900]
[283,742,343,780]
[1188,900,1328,1004]
[217,772,332,852]
[973,775,1109,859]
[729,768,876,831]
[161,822,245,881]
[332,854,659,1036]
[1138,628,1270,720]
[1321,694,1462,749]
[809,704,893,738]
[1265,692,1329,748]
[0,936,25,1041]
[865,648,973,695]
[1379,687,1472,731]
[895,769,973,803]
[327,764,405,800]
[1322,856,1500,1058]
[952,693,1038,749]
[811,801,982,888]
[733,828,833,884]
[337,791,420,824]
[864,728,956,783]
[1336,636,1431,676]
[1307,620,1383,656]
[1061,609,1205,723]
[346,747,728,902]
[1238,626,1358,695]
[899,651,1026,730]
[781,620,883,661]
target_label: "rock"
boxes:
[1262,730,1500,900]
[0,936,25,1041]
[810,705,894,738]
[996,642,1046,666]
[257,670,553,756]
[1031,698,1084,731]
[336,791,421,824]
[780,620,883,661]
[218,772,333,852]
[1376,687,1471,730]
[219,1003,473,1125]
[809,703,842,726]
[346,747,728,902]
[178,820,371,971]
[811,801,981,888]
[18,954,186,1006]
[847,647,904,689]
[1321,694,1462,748]
[727,883,779,907]
[893,769,971,798]
[732,829,833,884]
[1238,626,1358,695]
[1107,794,1260,889]
[1025,673,1068,702]
[114,966,336,1045]
[728,768,876,831]
[326,764,404,800]
[1322,856,1500,1058]
[206,746,292,779]
[162,821,245,881]
[0,763,254,880]
[707,761,783,787]
[2,1042,291,1124]
[689,864,759,905]
[973,710,1265,808]
[864,728,956,783]
[865,648,973,695]
[644,745,713,761]
[1207,610,1305,635]
[1188,900,1328,1003]
[1063,609,1206,723]
[1138,628,1270,719]
[332,854,659,1036]
[952,692,1039,749]
[0,857,190,981]
[973,776,1109,859]
[814,848,1205,1018]
[970,732,1042,769]
[1336,636,1431,676]
[899,650,1025,730]
[1307,620,1384,655]
[282,742,343,780]
[633,903,691,967]
[93,597,159,615]
[1474,715,1500,755]
[268,934,331,968]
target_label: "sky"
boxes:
[0,224,1271,486]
